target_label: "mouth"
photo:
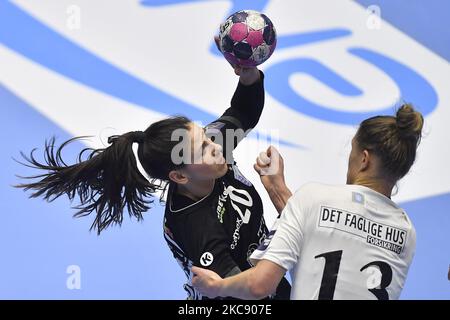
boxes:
[215,154,227,166]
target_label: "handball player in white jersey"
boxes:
[192,104,423,300]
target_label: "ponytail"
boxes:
[396,103,424,143]
[14,132,164,234]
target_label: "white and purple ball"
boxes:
[219,10,277,67]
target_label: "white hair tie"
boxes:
[132,142,153,184]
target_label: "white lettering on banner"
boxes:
[2,0,449,207]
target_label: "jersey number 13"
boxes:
[315,250,393,300]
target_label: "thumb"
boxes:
[268,145,278,156]
[234,65,242,76]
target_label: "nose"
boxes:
[211,141,223,156]
[215,142,223,153]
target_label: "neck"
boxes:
[177,178,215,201]
[352,176,394,199]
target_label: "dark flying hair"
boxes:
[14,116,191,234]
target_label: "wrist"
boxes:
[216,279,227,298]
[266,181,292,214]
[239,69,261,86]
[267,180,289,197]
[266,175,286,190]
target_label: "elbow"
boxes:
[249,285,269,300]
[247,114,262,131]
[248,275,274,300]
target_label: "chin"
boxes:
[217,163,228,177]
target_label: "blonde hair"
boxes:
[355,103,424,180]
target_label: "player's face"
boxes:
[346,137,360,184]
[182,123,228,181]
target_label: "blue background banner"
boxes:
[0,0,449,299]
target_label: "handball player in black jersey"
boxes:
[163,66,290,299]
[15,42,290,299]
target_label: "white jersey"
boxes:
[250,182,416,300]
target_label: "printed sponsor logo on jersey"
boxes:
[256,217,280,252]
[230,218,243,250]
[246,243,259,264]
[319,206,408,254]
[217,187,227,223]
[200,252,214,267]
[257,215,267,239]
[228,186,253,224]
[256,229,276,252]
[217,205,226,224]
[217,185,254,226]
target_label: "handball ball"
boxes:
[218,10,277,67]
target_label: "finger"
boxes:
[253,163,263,175]
[255,163,271,176]
[266,146,272,157]
[258,152,271,165]
[268,145,277,156]
[256,156,269,168]
[214,36,221,52]
[214,35,238,69]
[268,145,281,159]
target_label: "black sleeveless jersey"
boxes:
[163,72,291,299]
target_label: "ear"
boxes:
[360,149,370,172]
[168,170,189,185]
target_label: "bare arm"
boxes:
[254,146,293,214]
[205,38,264,160]
[264,182,292,215]
[192,260,286,300]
